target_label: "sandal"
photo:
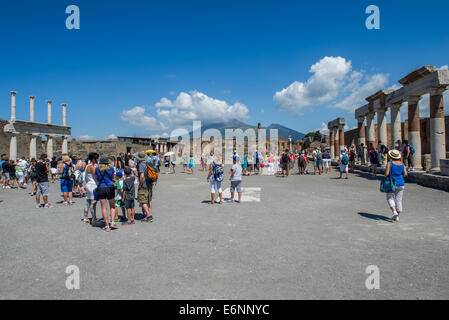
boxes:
[82,218,89,224]
[102,226,111,232]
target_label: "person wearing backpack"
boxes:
[339,150,349,179]
[281,149,290,177]
[207,153,224,204]
[59,155,75,206]
[136,152,155,223]
[385,150,407,222]
[95,155,117,231]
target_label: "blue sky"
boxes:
[1,0,449,139]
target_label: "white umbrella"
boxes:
[163,151,175,157]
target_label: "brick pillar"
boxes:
[408,96,422,170]
[329,128,335,158]
[429,88,446,172]
[333,127,339,158]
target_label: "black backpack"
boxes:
[282,154,289,163]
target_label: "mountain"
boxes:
[192,119,305,141]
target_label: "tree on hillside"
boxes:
[304,131,322,141]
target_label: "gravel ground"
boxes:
[0,165,448,299]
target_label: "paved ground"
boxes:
[0,165,448,299]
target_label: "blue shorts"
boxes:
[60,179,74,193]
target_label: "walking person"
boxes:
[207,153,224,204]
[312,147,322,175]
[322,149,331,174]
[385,150,407,222]
[281,149,290,177]
[95,155,117,231]
[189,154,195,174]
[137,152,155,223]
[83,153,99,225]
[229,156,243,203]
[242,153,248,176]
[29,159,38,196]
[369,146,378,177]
[339,150,349,179]
[50,157,58,183]
[122,167,136,225]
[35,154,52,208]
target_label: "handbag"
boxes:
[380,162,396,193]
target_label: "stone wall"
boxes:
[68,139,153,159]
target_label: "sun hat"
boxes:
[99,155,110,165]
[388,149,401,160]
[62,155,71,163]
[136,152,147,161]
[116,171,123,178]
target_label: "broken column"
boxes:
[47,100,52,124]
[62,103,67,126]
[29,96,35,122]
[10,91,17,121]
[329,126,335,158]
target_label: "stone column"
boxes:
[407,96,422,170]
[366,113,375,148]
[329,129,335,159]
[390,104,402,150]
[338,125,345,153]
[30,134,38,159]
[10,91,17,121]
[62,103,68,126]
[357,116,366,147]
[46,135,54,159]
[377,108,387,147]
[29,96,35,122]
[10,134,17,161]
[333,127,339,158]
[47,100,52,124]
[429,88,446,172]
[62,136,69,155]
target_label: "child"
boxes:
[114,170,126,222]
[122,167,136,225]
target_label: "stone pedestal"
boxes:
[429,88,446,172]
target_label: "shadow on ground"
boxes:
[358,212,392,223]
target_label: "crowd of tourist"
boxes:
[0,138,413,227]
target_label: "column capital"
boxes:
[46,100,53,104]
[390,103,402,111]
[29,96,35,100]
[366,113,375,120]
[430,87,446,96]
[61,103,68,107]
[10,91,18,96]
[356,116,365,123]
[407,95,422,104]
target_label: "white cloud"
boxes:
[274,56,389,115]
[439,65,448,70]
[316,122,329,135]
[120,91,249,132]
[274,56,352,115]
[333,73,389,111]
[108,134,117,140]
[120,106,168,131]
